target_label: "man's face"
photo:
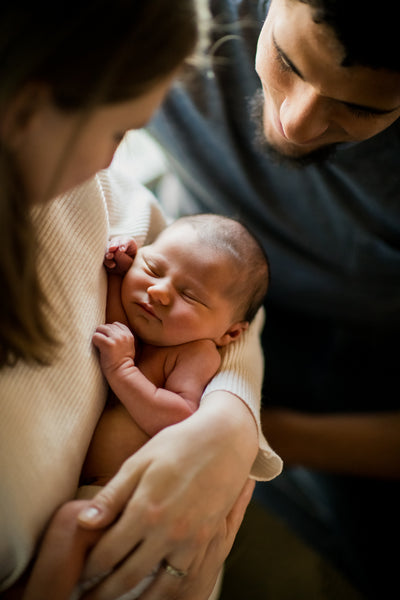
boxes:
[254,0,400,164]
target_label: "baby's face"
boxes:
[121,224,239,346]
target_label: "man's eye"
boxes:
[346,105,378,119]
[276,50,292,73]
[272,39,293,74]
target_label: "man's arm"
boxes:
[262,408,400,479]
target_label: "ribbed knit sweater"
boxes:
[0,162,282,589]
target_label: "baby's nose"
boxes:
[147,282,170,306]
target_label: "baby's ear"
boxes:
[217,321,249,347]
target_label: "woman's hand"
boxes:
[78,391,258,599]
[22,501,105,600]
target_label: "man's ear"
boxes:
[216,321,249,347]
[0,83,50,149]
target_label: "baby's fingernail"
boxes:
[78,506,102,525]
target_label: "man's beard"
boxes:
[249,89,338,168]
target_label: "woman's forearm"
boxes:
[262,408,400,479]
[196,390,259,474]
[202,309,283,481]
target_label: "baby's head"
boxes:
[172,214,269,324]
[122,214,269,347]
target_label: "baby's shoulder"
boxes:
[178,338,219,355]
[174,339,221,370]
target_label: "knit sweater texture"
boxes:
[0,162,281,589]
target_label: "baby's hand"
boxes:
[104,237,137,274]
[93,322,136,374]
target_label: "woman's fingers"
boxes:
[24,501,105,600]
[77,404,256,599]
[79,458,192,582]
[77,454,145,531]
[173,479,254,600]
[80,544,160,600]
[82,479,255,600]
[139,481,255,600]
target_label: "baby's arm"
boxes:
[104,237,137,325]
[106,273,127,325]
[92,322,221,436]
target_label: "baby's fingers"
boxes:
[104,253,117,271]
[107,237,128,253]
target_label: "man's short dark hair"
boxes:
[300,0,400,72]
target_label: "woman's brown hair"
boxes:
[0,0,210,367]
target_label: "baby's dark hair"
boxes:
[175,213,269,323]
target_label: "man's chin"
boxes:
[249,91,337,168]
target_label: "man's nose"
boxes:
[280,84,330,144]
[147,281,171,306]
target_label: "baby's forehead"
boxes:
[145,225,213,259]
[142,229,239,282]
[156,221,197,241]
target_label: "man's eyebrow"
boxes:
[272,34,400,115]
